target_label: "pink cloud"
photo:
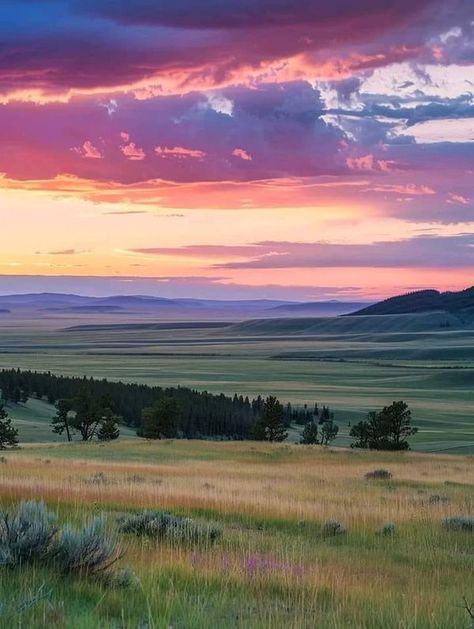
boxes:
[447,192,469,205]
[232,148,253,161]
[346,154,397,172]
[81,140,102,159]
[155,146,206,159]
[367,183,436,195]
[121,142,146,161]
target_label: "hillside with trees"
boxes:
[0,369,326,441]
[350,287,474,317]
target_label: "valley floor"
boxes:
[1,318,474,452]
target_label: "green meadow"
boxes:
[0,314,473,452]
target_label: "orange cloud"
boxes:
[0,173,370,213]
[0,45,424,106]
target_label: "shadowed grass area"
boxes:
[0,440,472,627]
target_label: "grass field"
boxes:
[0,439,473,627]
[0,315,473,452]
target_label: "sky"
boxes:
[0,0,473,300]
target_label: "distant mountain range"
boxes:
[350,287,474,316]
[0,293,369,320]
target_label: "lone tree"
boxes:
[253,396,287,442]
[381,401,417,449]
[0,404,18,449]
[142,397,179,439]
[350,401,417,450]
[52,398,73,442]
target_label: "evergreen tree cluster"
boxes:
[0,369,322,441]
[300,420,339,445]
[349,401,418,450]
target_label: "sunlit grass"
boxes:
[0,440,473,627]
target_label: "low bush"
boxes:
[429,494,449,505]
[365,469,392,480]
[443,516,474,532]
[377,522,396,537]
[109,566,139,588]
[117,510,221,544]
[0,501,57,566]
[321,519,346,537]
[84,472,111,486]
[54,515,122,575]
[0,501,130,586]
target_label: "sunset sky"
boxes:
[0,0,473,300]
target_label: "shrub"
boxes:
[117,510,221,544]
[443,516,474,532]
[0,501,57,566]
[54,515,122,575]
[377,522,396,537]
[126,475,146,484]
[0,501,130,585]
[429,494,449,505]
[365,469,392,480]
[321,519,346,537]
[84,472,111,486]
[109,566,139,588]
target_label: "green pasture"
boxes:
[0,315,472,452]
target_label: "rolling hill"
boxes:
[0,293,371,321]
[227,311,470,336]
[350,287,474,316]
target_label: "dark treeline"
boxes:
[0,369,322,440]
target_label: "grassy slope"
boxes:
[0,440,473,627]
[5,399,137,443]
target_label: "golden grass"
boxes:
[0,442,472,525]
[0,440,473,627]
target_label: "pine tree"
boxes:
[0,404,18,449]
[380,401,417,450]
[52,399,73,441]
[257,396,287,442]
[142,397,179,439]
[300,421,319,444]
[97,417,120,441]
[350,402,417,450]
[320,422,339,445]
